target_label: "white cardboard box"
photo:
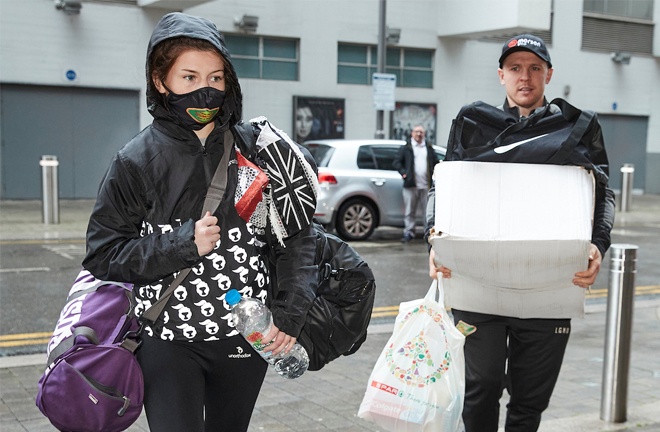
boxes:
[430,161,594,319]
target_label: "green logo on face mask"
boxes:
[186,107,220,124]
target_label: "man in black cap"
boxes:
[497,34,553,118]
[426,34,615,431]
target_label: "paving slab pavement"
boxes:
[2,303,659,432]
[1,196,659,431]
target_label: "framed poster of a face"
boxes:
[293,96,345,143]
[390,102,437,144]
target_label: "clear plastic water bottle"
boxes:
[225,289,309,379]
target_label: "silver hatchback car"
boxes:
[302,139,446,241]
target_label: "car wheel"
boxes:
[335,198,376,241]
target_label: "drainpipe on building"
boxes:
[375,0,386,139]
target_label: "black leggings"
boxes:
[453,310,571,432]
[137,335,268,432]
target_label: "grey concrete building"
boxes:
[1,0,658,198]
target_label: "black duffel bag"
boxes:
[445,98,609,186]
[297,222,376,371]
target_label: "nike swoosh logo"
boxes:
[493,133,549,154]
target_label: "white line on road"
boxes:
[42,244,86,260]
[0,267,51,273]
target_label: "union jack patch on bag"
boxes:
[250,117,319,245]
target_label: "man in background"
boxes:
[394,125,439,243]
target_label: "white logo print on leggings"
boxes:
[228,345,252,359]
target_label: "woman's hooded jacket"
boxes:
[83,12,318,342]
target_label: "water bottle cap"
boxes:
[225,289,241,306]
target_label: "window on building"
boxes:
[388,48,434,88]
[224,34,299,80]
[582,0,654,55]
[338,43,434,88]
[584,0,653,19]
[337,44,378,85]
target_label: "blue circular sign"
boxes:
[612,102,618,110]
[65,70,77,81]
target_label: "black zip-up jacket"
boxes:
[425,98,615,258]
[393,139,439,189]
[83,13,317,341]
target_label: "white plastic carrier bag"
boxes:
[358,278,465,431]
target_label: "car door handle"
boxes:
[371,178,386,187]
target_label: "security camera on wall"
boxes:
[234,15,258,33]
[611,51,631,65]
[54,0,82,15]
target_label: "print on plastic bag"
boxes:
[358,278,465,432]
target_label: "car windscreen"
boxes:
[302,143,335,167]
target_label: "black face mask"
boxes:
[162,84,226,130]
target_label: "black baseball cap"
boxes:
[498,34,552,68]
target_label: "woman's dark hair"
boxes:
[147,37,237,105]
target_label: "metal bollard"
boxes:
[600,244,638,423]
[619,164,634,212]
[40,155,60,224]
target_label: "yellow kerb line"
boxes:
[1,286,658,347]
[0,332,53,348]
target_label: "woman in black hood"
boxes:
[145,12,243,130]
[83,12,318,431]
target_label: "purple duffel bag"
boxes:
[36,270,144,432]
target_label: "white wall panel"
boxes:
[437,0,552,38]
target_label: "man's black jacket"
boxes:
[393,140,439,189]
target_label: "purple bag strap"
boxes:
[47,325,142,367]
[140,130,233,325]
[46,326,98,365]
